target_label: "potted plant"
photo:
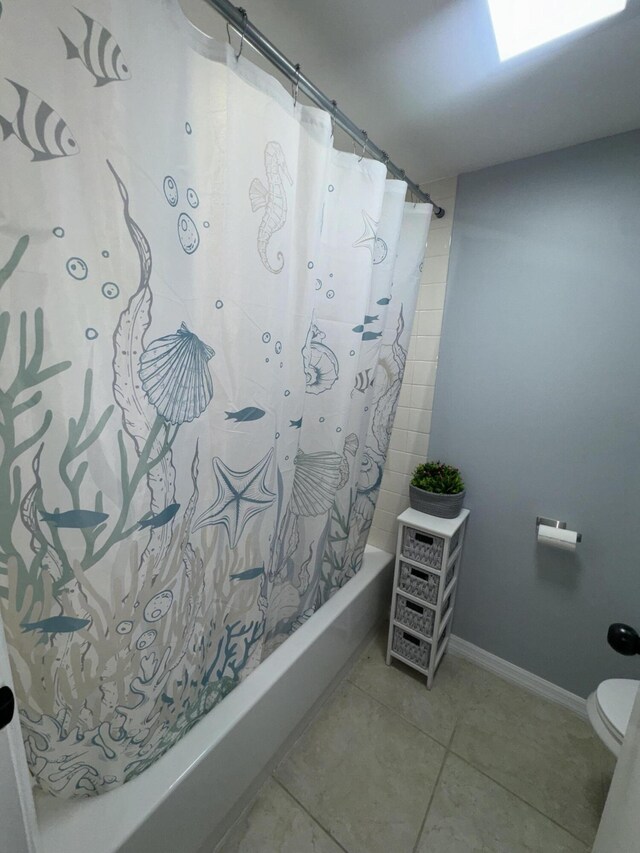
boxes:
[410,460,465,519]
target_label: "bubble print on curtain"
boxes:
[0,0,431,797]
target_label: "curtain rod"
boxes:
[202,0,445,218]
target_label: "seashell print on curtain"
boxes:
[139,322,215,425]
[0,0,431,797]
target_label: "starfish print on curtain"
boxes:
[193,448,276,547]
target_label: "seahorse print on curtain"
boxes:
[249,141,293,273]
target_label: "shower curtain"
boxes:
[0,0,431,797]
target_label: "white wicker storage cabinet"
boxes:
[386,507,470,688]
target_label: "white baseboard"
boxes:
[448,634,588,720]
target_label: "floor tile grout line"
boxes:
[271,774,351,853]
[447,747,593,848]
[346,676,452,751]
[411,732,455,853]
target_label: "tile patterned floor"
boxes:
[217,625,615,853]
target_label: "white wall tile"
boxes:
[402,360,414,385]
[410,409,432,435]
[405,450,422,474]
[417,310,443,337]
[413,335,441,362]
[385,451,403,475]
[397,382,411,407]
[373,508,398,533]
[408,452,427,472]
[425,228,451,258]
[389,428,407,452]
[424,176,457,197]
[377,490,410,517]
[381,470,406,494]
[368,177,457,554]
[412,360,438,387]
[367,525,397,555]
[406,430,429,457]
[393,406,410,430]
[422,254,450,284]
[387,450,413,475]
[410,384,435,411]
[418,284,446,311]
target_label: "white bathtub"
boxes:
[33,544,393,853]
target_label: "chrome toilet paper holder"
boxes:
[536,516,582,542]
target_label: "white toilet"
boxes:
[587,679,640,756]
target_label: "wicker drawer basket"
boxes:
[401,526,445,570]
[392,626,431,670]
[398,560,441,604]
[394,594,435,637]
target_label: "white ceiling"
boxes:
[181,0,640,183]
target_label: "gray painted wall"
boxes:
[429,130,640,698]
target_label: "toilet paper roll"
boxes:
[537,525,579,551]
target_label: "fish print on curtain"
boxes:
[0,0,430,797]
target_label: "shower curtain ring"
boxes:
[292,63,301,107]
[330,100,338,138]
[231,8,248,61]
[413,183,421,207]
[358,131,368,163]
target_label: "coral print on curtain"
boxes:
[0,0,431,798]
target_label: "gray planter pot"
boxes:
[409,485,465,519]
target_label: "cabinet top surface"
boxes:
[397,507,469,537]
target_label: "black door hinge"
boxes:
[0,685,15,730]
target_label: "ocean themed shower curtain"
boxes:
[0,0,431,798]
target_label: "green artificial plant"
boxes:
[411,460,464,495]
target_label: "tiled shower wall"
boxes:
[368,176,458,555]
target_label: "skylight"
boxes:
[487,0,627,61]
